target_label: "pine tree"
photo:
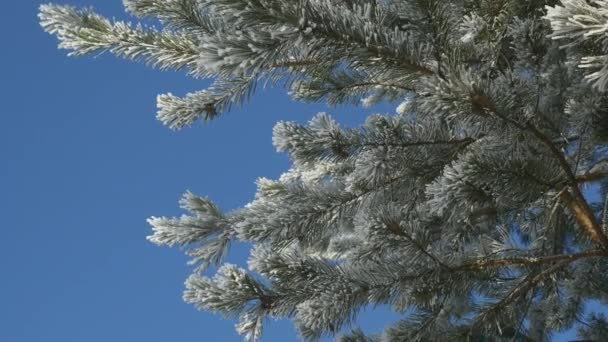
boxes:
[40,0,608,340]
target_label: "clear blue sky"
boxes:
[1,1,402,341]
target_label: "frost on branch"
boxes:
[184,264,270,341]
[39,4,200,71]
[545,0,608,90]
[41,0,608,340]
[147,191,232,271]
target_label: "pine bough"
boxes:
[40,0,608,340]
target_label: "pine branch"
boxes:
[156,76,257,129]
[524,122,608,246]
[358,137,475,149]
[393,226,449,269]
[208,0,435,74]
[274,174,409,247]
[147,192,234,271]
[460,250,607,270]
[42,0,608,339]
[470,261,569,333]
[39,4,201,74]
[274,113,476,165]
[123,0,216,33]
[466,90,608,247]
[560,190,608,246]
[576,159,608,182]
[290,68,414,106]
[271,59,324,68]
[577,170,608,183]
[545,0,608,90]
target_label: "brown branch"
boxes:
[467,93,608,246]
[525,123,608,246]
[576,170,608,183]
[560,191,608,246]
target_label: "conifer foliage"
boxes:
[40,0,608,340]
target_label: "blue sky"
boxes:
[1,1,400,341]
